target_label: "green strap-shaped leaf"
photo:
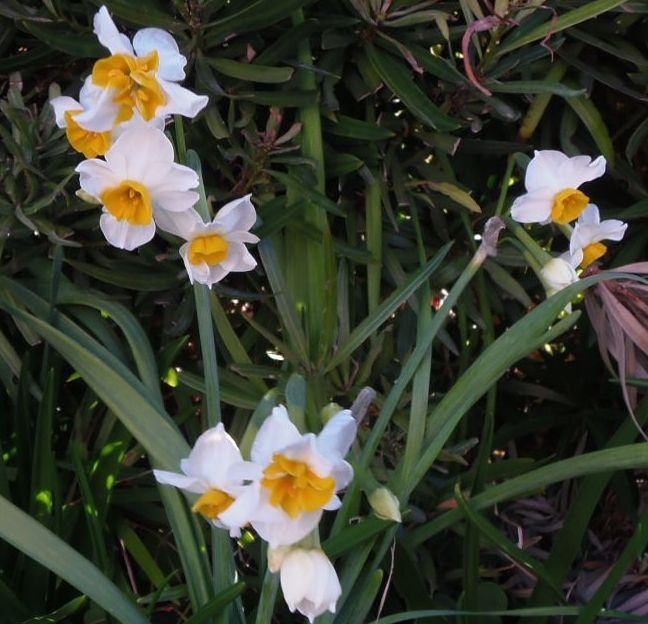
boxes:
[496,0,629,56]
[206,58,293,83]
[0,496,147,624]
[364,43,459,132]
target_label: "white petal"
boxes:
[281,435,333,477]
[182,423,243,488]
[76,159,120,198]
[217,482,261,534]
[113,112,166,139]
[153,163,199,193]
[541,257,578,295]
[569,249,584,268]
[99,213,156,250]
[253,509,322,548]
[251,405,302,465]
[153,190,199,214]
[153,469,207,494]
[133,28,186,81]
[180,243,207,285]
[212,194,257,233]
[525,150,570,193]
[227,230,260,244]
[205,265,229,287]
[227,460,264,483]
[49,96,80,127]
[280,550,341,622]
[105,127,175,182]
[317,410,356,458]
[220,242,257,273]
[155,206,203,238]
[93,6,133,55]
[577,204,601,226]
[323,494,342,511]
[510,191,553,224]
[158,78,209,118]
[72,85,121,132]
[558,154,606,189]
[570,218,627,256]
[330,460,354,490]
[79,76,104,109]
[597,219,627,242]
[280,550,313,612]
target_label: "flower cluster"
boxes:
[154,405,357,621]
[511,150,627,297]
[50,6,258,285]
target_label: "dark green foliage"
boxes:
[1,0,647,622]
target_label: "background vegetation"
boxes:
[0,0,647,622]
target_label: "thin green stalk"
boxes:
[186,149,238,623]
[194,285,222,428]
[495,155,515,217]
[505,217,553,266]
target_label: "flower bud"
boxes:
[540,257,578,297]
[368,487,402,522]
[278,548,341,623]
[75,189,100,205]
[320,402,344,425]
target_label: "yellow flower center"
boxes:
[261,453,336,518]
[551,188,589,224]
[92,51,166,121]
[100,180,153,226]
[580,241,607,268]
[192,489,235,520]
[64,110,112,158]
[188,234,229,266]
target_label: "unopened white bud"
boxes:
[368,487,402,522]
[540,257,578,297]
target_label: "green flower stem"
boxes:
[557,223,574,240]
[495,155,516,217]
[505,217,553,266]
[186,149,239,623]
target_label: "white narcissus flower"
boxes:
[274,548,342,623]
[540,256,579,298]
[569,204,627,268]
[153,423,260,537]
[511,150,606,225]
[249,405,357,548]
[74,6,208,132]
[155,195,259,287]
[75,127,199,250]
[50,79,164,158]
